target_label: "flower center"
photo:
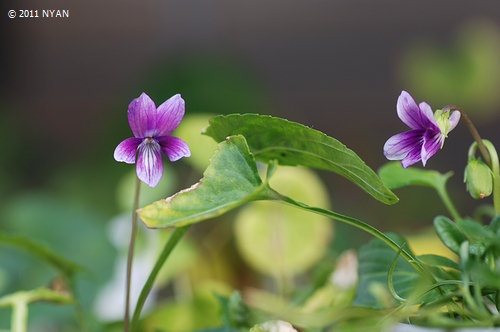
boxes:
[140,137,160,152]
[434,109,452,138]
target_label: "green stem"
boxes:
[444,106,500,214]
[436,184,461,221]
[443,105,492,167]
[462,273,488,319]
[131,226,189,331]
[124,177,141,332]
[388,250,406,302]
[269,189,423,273]
[482,140,500,215]
[12,299,27,332]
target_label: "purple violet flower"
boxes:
[383,91,460,168]
[114,92,191,187]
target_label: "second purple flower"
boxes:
[384,91,460,168]
[114,92,191,187]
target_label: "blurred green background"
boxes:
[1,1,500,330]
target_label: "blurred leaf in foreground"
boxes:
[234,166,332,277]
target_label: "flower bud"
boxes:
[464,158,493,199]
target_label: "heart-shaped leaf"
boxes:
[203,114,398,205]
[379,162,460,220]
[139,135,272,228]
[378,162,452,190]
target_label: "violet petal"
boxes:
[418,102,439,130]
[114,137,142,164]
[157,135,191,162]
[397,91,435,130]
[401,147,423,168]
[155,94,185,136]
[449,110,461,132]
[136,141,163,187]
[128,92,156,138]
[421,131,443,166]
[383,129,425,161]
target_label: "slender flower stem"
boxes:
[131,226,189,331]
[436,184,461,221]
[269,189,424,273]
[124,177,141,332]
[443,105,492,167]
[443,105,500,215]
[482,140,500,215]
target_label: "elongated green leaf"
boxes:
[378,162,453,189]
[0,232,81,277]
[139,135,272,228]
[203,114,398,205]
[354,233,419,309]
[433,216,465,254]
[417,254,460,271]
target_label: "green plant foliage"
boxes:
[0,287,72,307]
[1,193,116,311]
[489,214,500,233]
[234,167,332,277]
[378,162,452,190]
[139,135,272,228]
[0,287,73,332]
[380,163,461,220]
[216,291,254,329]
[433,216,466,254]
[0,232,82,278]
[154,230,198,286]
[245,287,364,329]
[417,254,460,271]
[354,233,419,309]
[457,217,498,247]
[141,281,231,332]
[204,114,398,205]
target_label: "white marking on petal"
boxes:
[137,138,163,187]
